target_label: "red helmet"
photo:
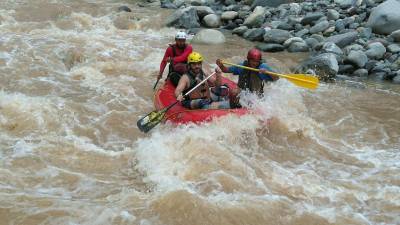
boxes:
[247,48,262,61]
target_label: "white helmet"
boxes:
[175,31,187,40]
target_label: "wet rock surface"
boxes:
[158,0,400,83]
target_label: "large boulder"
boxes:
[166,7,200,29]
[366,0,400,35]
[243,6,266,28]
[191,29,226,44]
[298,53,339,81]
[326,31,358,48]
[202,14,220,28]
[263,29,292,44]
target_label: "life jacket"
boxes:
[168,43,187,73]
[183,69,210,100]
[237,60,264,95]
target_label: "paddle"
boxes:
[153,78,160,90]
[221,61,319,90]
[137,72,217,133]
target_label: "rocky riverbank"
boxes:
[150,0,400,83]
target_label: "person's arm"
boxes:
[258,63,279,81]
[158,47,173,79]
[173,45,193,64]
[207,68,221,86]
[216,59,242,75]
[175,75,189,101]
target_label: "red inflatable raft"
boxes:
[154,77,249,124]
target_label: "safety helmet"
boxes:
[247,48,262,61]
[187,52,203,63]
[175,31,187,40]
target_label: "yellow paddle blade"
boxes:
[277,73,319,90]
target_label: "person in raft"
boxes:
[175,52,231,110]
[216,48,279,107]
[157,31,193,86]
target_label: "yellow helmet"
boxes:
[187,52,203,63]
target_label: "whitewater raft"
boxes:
[154,77,249,124]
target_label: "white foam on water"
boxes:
[0,91,64,135]
[11,139,34,157]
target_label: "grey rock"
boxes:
[349,23,359,29]
[283,37,304,48]
[223,21,238,30]
[118,6,132,12]
[166,7,200,29]
[295,29,310,38]
[298,53,339,80]
[310,20,330,34]
[353,68,369,77]
[346,50,368,68]
[202,14,220,28]
[243,6,266,28]
[365,60,379,71]
[390,29,400,42]
[323,26,336,36]
[301,12,325,25]
[339,64,355,74]
[194,6,215,19]
[277,22,293,30]
[393,73,400,84]
[366,0,400,35]
[173,0,185,7]
[310,34,325,42]
[251,0,288,8]
[327,9,340,20]
[161,0,178,9]
[365,42,386,59]
[326,31,358,48]
[358,27,372,39]
[387,44,400,53]
[343,44,364,55]
[305,37,320,49]
[335,19,346,32]
[221,11,238,21]
[234,18,244,24]
[189,0,204,6]
[263,29,292,44]
[243,28,266,41]
[256,43,285,52]
[191,29,226,44]
[288,42,310,52]
[289,3,302,15]
[334,0,353,9]
[232,26,248,35]
[322,42,344,61]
